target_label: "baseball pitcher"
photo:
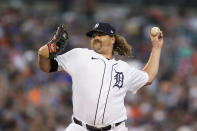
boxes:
[38,22,164,131]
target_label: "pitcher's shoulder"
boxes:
[71,48,93,53]
[62,48,89,54]
[65,48,95,58]
[116,60,130,67]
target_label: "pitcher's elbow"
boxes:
[145,81,152,86]
[39,64,50,73]
[145,74,155,86]
[38,60,50,73]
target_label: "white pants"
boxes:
[65,122,128,131]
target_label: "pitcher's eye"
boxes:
[98,33,106,36]
[92,33,106,38]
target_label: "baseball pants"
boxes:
[65,122,128,131]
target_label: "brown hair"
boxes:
[113,35,132,57]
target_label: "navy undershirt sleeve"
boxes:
[50,59,58,72]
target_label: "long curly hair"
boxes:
[113,35,132,57]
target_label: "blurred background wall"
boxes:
[0,0,197,131]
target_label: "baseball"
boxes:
[151,27,160,36]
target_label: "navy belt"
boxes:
[73,117,124,131]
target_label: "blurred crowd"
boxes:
[0,0,197,131]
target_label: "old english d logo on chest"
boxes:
[113,70,124,89]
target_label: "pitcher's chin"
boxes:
[93,43,102,51]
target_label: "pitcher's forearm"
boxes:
[38,45,49,58]
[38,45,51,72]
[143,47,161,83]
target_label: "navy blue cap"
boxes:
[86,22,116,37]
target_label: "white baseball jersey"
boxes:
[55,48,149,127]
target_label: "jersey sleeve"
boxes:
[55,48,81,75]
[125,65,149,94]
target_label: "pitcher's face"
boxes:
[91,32,115,54]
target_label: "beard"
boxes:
[91,39,102,53]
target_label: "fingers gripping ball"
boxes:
[151,27,160,36]
[47,25,69,59]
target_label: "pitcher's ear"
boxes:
[111,35,116,44]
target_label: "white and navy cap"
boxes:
[86,22,116,37]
